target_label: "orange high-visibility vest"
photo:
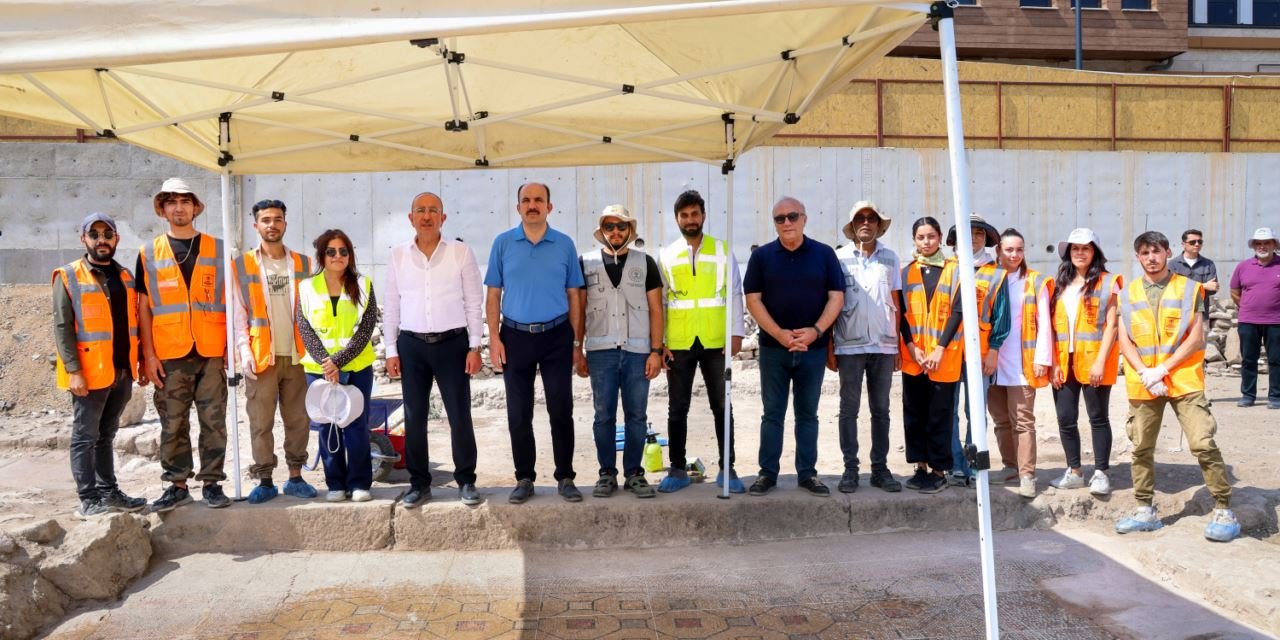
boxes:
[53,259,139,391]
[234,249,311,373]
[900,258,962,382]
[1120,273,1204,400]
[1019,270,1053,389]
[1052,272,1121,385]
[973,262,1007,358]
[139,234,227,360]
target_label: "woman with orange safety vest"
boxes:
[988,229,1054,499]
[897,217,964,494]
[1048,228,1122,497]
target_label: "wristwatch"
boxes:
[468,347,481,353]
[650,348,663,354]
[572,340,582,348]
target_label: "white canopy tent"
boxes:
[0,2,1002,636]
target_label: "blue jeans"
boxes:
[588,349,651,476]
[951,363,992,477]
[306,367,374,492]
[757,345,826,482]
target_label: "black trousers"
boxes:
[665,338,735,470]
[1053,357,1113,471]
[501,322,575,482]
[398,331,478,488]
[901,372,956,472]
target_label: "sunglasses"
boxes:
[600,222,630,233]
[86,229,116,241]
[1186,239,1203,245]
[325,247,350,258]
[852,214,879,225]
[773,212,803,225]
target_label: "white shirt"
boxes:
[232,244,303,369]
[833,241,901,355]
[382,238,484,357]
[995,271,1054,386]
[1060,277,1120,354]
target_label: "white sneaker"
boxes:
[351,489,373,502]
[325,490,347,502]
[1089,469,1111,496]
[1018,475,1037,499]
[1050,469,1085,490]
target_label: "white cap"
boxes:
[1057,227,1101,260]
[152,177,205,216]
[1248,227,1277,248]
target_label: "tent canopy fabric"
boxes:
[0,1,926,174]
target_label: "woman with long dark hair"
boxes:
[296,229,379,502]
[897,216,963,494]
[989,228,1053,498]
[1048,228,1121,497]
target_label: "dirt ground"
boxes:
[0,284,69,418]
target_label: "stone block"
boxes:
[0,562,68,640]
[118,384,148,427]
[10,519,65,545]
[1224,329,1242,365]
[1204,343,1224,363]
[38,514,151,601]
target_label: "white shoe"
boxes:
[1089,470,1111,496]
[1050,469,1085,490]
[325,490,347,502]
[1018,475,1037,499]
[351,489,373,502]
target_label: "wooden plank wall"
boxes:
[896,0,1188,60]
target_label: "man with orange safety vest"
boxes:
[232,199,318,504]
[136,178,231,512]
[53,213,148,519]
[1114,231,1239,543]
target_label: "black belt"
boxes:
[402,327,467,344]
[501,314,568,334]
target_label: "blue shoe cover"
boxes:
[1115,507,1163,534]
[282,477,318,499]
[247,484,278,504]
[658,473,692,493]
[1204,510,1241,542]
[716,470,746,494]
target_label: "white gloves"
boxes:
[1140,366,1168,396]
[240,347,258,381]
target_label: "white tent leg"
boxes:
[219,125,244,501]
[935,3,999,638]
[720,116,736,500]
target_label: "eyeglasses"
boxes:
[86,229,116,241]
[600,222,630,232]
[852,214,879,225]
[773,212,803,225]
[325,247,350,258]
[1186,239,1203,246]
[252,199,286,214]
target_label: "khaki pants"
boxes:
[1126,391,1231,508]
[987,384,1037,477]
[245,361,311,480]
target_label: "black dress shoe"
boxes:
[799,477,830,497]
[747,476,776,496]
[403,487,430,508]
[509,479,535,504]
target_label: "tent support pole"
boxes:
[935,3,999,638]
[720,115,736,501]
[219,117,244,501]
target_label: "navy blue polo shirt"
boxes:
[484,224,585,323]
[743,236,846,349]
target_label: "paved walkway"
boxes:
[45,530,1266,640]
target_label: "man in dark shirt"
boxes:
[1168,228,1219,322]
[53,213,147,518]
[743,197,846,497]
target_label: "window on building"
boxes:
[953,0,978,5]
[1070,0,1103,7]
[1020,0,1053,7]
[1257,0,1280,25]
[1205,0,1238,23]
[1121,0,1151,8]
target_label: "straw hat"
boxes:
[592,204,638,251]
[842,201,892,240]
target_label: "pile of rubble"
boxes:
[1203,298,1266,377]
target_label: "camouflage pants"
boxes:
[155,355,228,483]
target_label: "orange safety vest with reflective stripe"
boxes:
[973,262,1007,358]
[1052,272,1121,385]
[233,249,311,373]
[1119,273,1204,400]
[1019,270,1053,389]
[139,234,227,360]
[53,259,138,391]
[900,258,962,382]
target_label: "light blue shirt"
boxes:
[833,242,901,356]
[484,224,585,323]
